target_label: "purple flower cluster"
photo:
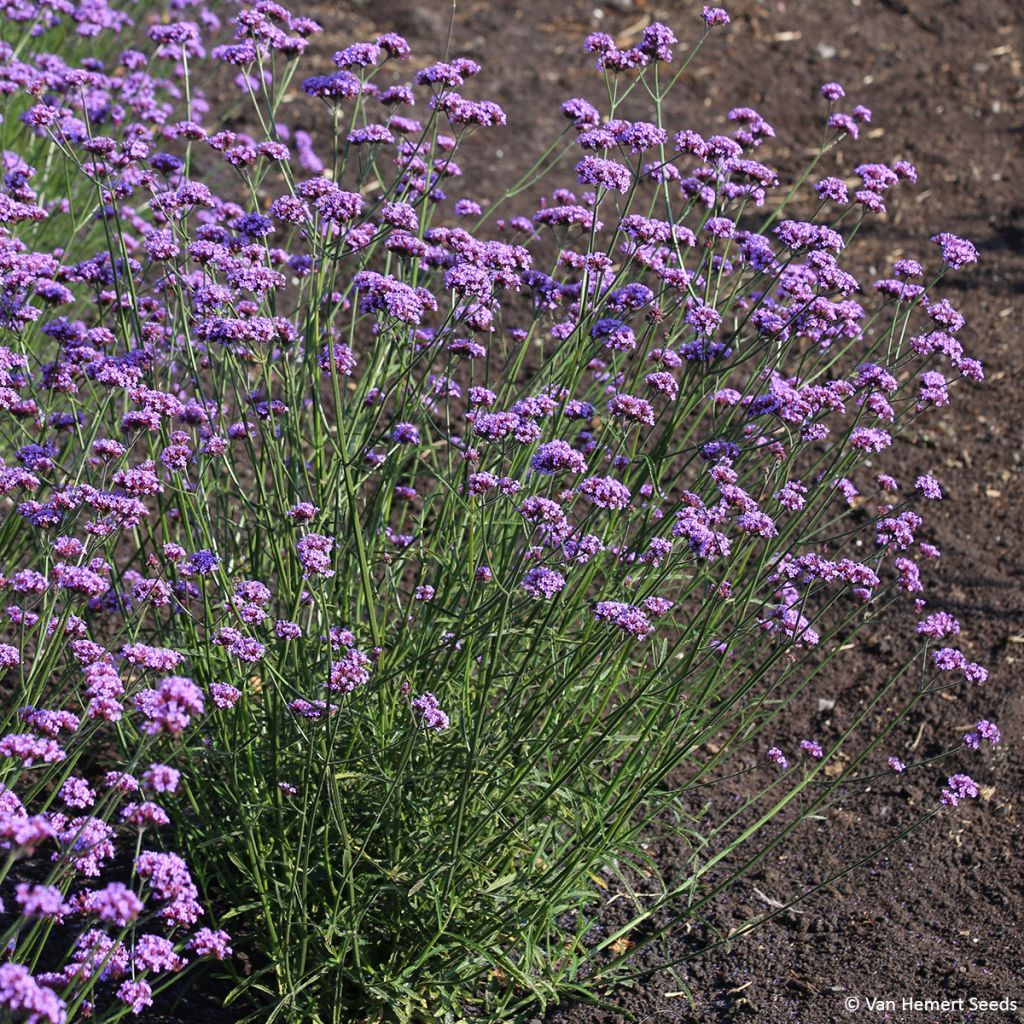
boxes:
[411,692,450,731]
[593,601,654,640]
[963,720,1000,749]
[940,774,979,807]
[521,567,566,600]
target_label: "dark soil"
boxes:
[183,0,1024,1021]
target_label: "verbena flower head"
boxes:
[941,774,980,807]
[702,6,730,27]
[411,692,450,731]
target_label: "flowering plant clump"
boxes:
[0,1,996,1021]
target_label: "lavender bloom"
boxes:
[686,302,721,337]
[185,548,219,576]
[190,928,233,959]
[16,883,67,919]
[296,533,335,578]
[701,6,730,26]
[319,344,357,376]
[105,772,140,793]
[578,476,631,510]
[133,934,185,973]
[917,611,960,639]
[976,720,1001,744]
[736,510,777,538]
[143,764,180,794]
[963,720,1000,749]
[828,113,859,139]
[352,271,435,325]
[931,647,987,684]
[561,97,601,128]
[67,928,130,982]
[576,156,631,194]
[918,371,950,408]
[392,422,420,445]
[0,964,66,1024]
[876,511,922,549]
[645,371,679,399]
[84,882,144,926]
[133,677,205,737]
[584,32,615,55]
[591,318,637,352]
[289,699,339,719]
[328,649,372,692]
[705,216,735,239]
[19,708,79,737]
[639,23,677,62]
[815,176,849,204]
[56,817,115,877]
[941,773,979,807]
[616,121,668,153]
[376,32,411,58]
[135,851,203,926]
[59,777,96,809]
[0,734,65,766]
[850,426,892,452]
[0,11,995,1014]
[120,798,169,831]
[593,601,654,640]
[117,979,153,1014]
[531,440,587,475]
[931,232,978,270]
[521,567,566,600]
[415,59,479,87]
[932,647,967,672]
[775,480,807,511]
[412,692,450,731]
[333,42,382,69]
[608,393,655,426]
[287,502,319,523]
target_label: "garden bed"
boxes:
[2,0,1020,1021]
